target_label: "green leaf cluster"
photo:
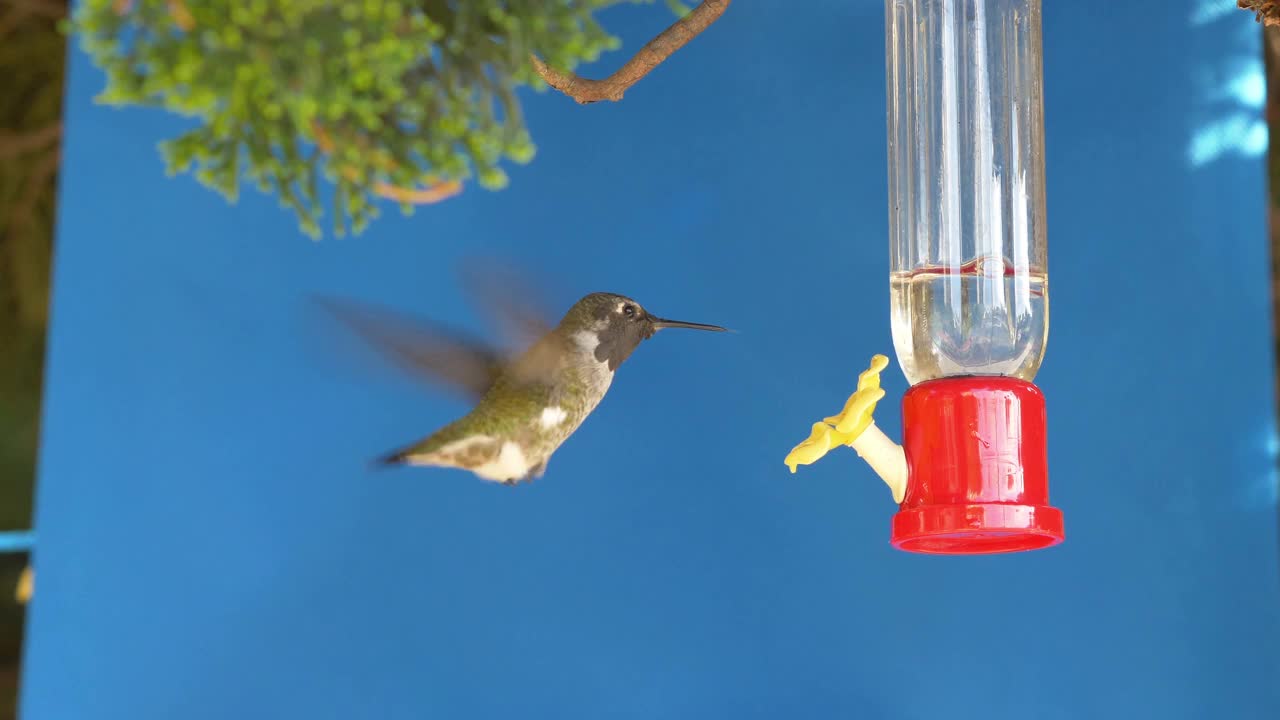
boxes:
[72,0,644,237]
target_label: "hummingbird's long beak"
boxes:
[649,316,728,332]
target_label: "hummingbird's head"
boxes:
[563,293,727,370]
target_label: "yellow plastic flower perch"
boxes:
[784,354,908,503]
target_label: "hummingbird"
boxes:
[320,273,727,485]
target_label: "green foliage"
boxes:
[72,0,653,238]
[664,0,692,16]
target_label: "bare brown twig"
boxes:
[166,0,193,30]
[1242,0,1280,26]
[310,122,463,205]
[112,0,193,30]
[531,0,730,104]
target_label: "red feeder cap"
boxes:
[891,376,1064,555]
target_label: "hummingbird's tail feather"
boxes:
[367,432,529,483]
[369,442,421,469]
[371,449,409,468]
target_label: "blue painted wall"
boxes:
[21,1,1280,718]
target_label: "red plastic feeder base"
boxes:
[890,376,1064,555]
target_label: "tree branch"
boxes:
[5,147,60,261]
[0,0,66,40]
[531,0,730,104]
[1242,0,1280,26]
[1,0,65,19]
[0,123,61,162]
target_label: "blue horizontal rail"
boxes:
[0,531,35,553]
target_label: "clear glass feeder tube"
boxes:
[886,0,1048,387]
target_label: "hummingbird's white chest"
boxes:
[571,330,615,393]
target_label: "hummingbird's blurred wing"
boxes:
[315,297,506,400]
[457,259,572,387]
[457,257,557,352]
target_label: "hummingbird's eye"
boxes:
[622,304,636,318]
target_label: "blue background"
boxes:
[20,1,1280,718]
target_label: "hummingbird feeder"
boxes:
[784,0,1063,555]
